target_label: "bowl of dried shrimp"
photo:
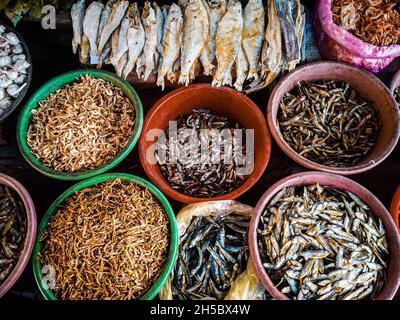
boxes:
[249,171,400,300]
[267,61,400,175]
[17,70,143,180]
[32,173,178,300]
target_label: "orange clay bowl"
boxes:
[267,61,400,175]
[249,171,400,300]
[390,185,400,232]
[139,84,271,204]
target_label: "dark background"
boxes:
[0,0,399,300]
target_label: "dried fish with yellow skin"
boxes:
[82,2,104,57]
[71,0,86,54]
[122,3,145,79]
[199,0,214,76]
[136,1,158,81]
[242,0,265,80]
[156,4,183,89]
[233,46,249,91]
[288,0,305,71]
[207,0,226,64]
[79,34,90,64]
[179,0,209,86]
[98,0,129,56]
[212,1,243,87]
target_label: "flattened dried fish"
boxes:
[71,0,86,54]
[110,6,130,66]
[96,0,115,67]
[233,45,248,91]
[82,2,104,57]
[199,0,214,76]
[154,2,165,69]
[212,0,243,87]
[206,0,226,65]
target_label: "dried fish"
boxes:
[0,185,26,287]
[110,6,130,67]
[233,46,249,91]
[199,0,214,76]
[71,0,86,55]
[258,184,389,300]
[40,179,169,300]
[171,213,249,300]
[206,0,226,65]
[278,80,380,167]
[82,2,104,57]
[27,75,134,173]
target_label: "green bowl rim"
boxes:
[32,173,178,300]
[16,69,144,181]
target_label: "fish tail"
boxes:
[179,73,190,86]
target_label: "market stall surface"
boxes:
[0,8,399,300]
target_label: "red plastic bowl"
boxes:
[0,173,36,298]
[139,84,271,204]
[249,171,400,300]
[390,185,400,232]
[267,61,400,175]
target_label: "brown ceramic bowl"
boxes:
[267,61,400,175]
[139,84,271,204]
[249,171,400,300]
[390,185,400,232]
[0,173,36,298]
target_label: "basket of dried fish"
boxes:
[70,0,305,93]
[390,185,400,233]
[315,0,400,73]
[160,200,268,300]
[0,23,32,121]
[267,61,400,175]
[33,173,178,300]
[139,84,271,204]
[0,173,36,298]
[17,69,143,180]
[249,171,400,300]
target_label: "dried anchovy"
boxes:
[258,184,388,300]
[40,179,169,300]
[278,80,380,167]
[171,214,249,300]
[0,184,26,285]
[27,75,135,173]
[394,87,400,107]
[157,109,248,198]
[332,0,400,46]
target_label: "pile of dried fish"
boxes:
[258,184,388,300]
[71,0,305,92]
[278,80,380,167]
[156,109,247,198]
[0,25,30,119]
[172,213,249,299]
[27,75,134,173]
[332,0,400,46]
[394,87,400,106]
[40,179,170,300]
[0,184,27,286]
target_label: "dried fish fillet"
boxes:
[82,2,104,57]
[71,0,86,54]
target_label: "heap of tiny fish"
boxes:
[172,213,249,299]
[40,179,169,300]
[332,0,400,47]
[258,184,388,300]
[278,80,380,167]
[156,108,247,198]
[0,184,26,286]
[71,0,305,92]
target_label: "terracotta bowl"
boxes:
[139,84,271,204]
[0,173,36,298]
[249,171,400,300]
[390,185,400,232]
[267,61,400,175]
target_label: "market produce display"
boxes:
[278,80,380,167]
[70,0,305,92]
[156,108,247,198]
[0,184,26,286]
[0,25,30,119]
[39,178,170,300]
[258,183,389,300]
[26,75,135,173]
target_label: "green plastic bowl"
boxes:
[17,70,144,181]
[32,173,178,300]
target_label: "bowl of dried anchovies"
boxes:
[249,171,400,300]
[390,185,400,233]
[139,84,271,204]
[32,173,178,300]
[267,61,400,175]
[0,173,36,298]
[17,70,143,180]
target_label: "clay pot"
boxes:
[390,185,400,232]
[249,171,400,300]
[139,84,271,204]
[267,61,400,175]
